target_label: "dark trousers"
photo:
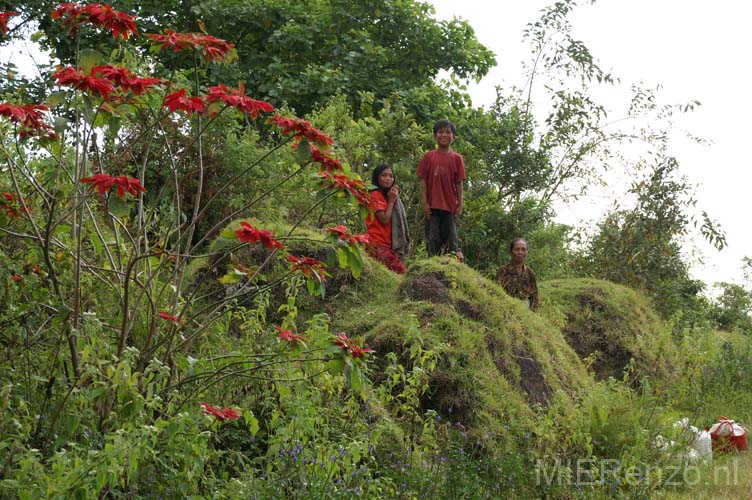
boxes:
[425,209,458,256]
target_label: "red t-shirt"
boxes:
[365,190,392,247]
[416,149,466,212]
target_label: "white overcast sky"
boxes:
[430,0,752,289]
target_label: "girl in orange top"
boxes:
[365,164,406,274]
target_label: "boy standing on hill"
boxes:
[417,119,466,258]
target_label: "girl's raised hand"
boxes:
[388,185,399,201]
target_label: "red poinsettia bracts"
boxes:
[157,312,180,324]
[287,255,327,281]
[146,29,236,63]
[205,83,275,118]
[324,225,370,245]
[199,402,241,421]
[0,103,56,138]
[333,333,374,359]
[163,88,206,116]
[54,66,115,99]
[52,2,138,39]
[234,221,284,250]
[0,11,19,35]
[315,171,370,206]
[80,173,146,198]
[91,65,164,95]
[268,115,334,148]
[274,325,308,346]
[1,192,31,218]
[308,144,343,172]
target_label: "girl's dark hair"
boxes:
[433,119,456,135]
[509,237,529,252]
[371,164,394,197]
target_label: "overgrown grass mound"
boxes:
[331,257,593,441]
[540,278,675,381]
[199,225,678,443]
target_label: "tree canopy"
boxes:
[6,0,496,116]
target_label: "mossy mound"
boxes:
[332,257,593,441]
[540,278,676,381]
[198,223,678,443]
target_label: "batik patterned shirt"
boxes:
[495,263,539,311]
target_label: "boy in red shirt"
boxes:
[417,119,466,257]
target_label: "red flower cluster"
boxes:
[268,115,334,148]
[324,225,369,245]
[333,333,374,359]
[287,255,327,281]
[315,171,370,206]
[0,103,56,139]
[234,221,284,250]
[54,66,115,99]
[206,83,275,119]
[91,65,164,95]
[158,311,180,324]
[1,192,31,218]
[308,144,343,173]
[163,88,206,116]
[80,173,146,198]
[146,29,236,63]
[200,402,241,421]
[52,2,138,39]
[11,274,22,282]
[274,325,308,345]
[0,11,19,35]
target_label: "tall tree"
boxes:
[4,0,496,117]
[582,157,722,317]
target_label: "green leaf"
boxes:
[220,229,237,239]
[295,139,311,165]
[207,101,223,116]
[46,91,69,108]
[108,115,122,137]
[89,233,104,258]
[325,357,345,375]
[52,116,69,136]
[165,421,179,439]
[107,194,132,218]
[246,413,260,436]
[337,247,348,268]
[219,272,241,285]
[79,49,104,73]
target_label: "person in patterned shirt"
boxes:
[495,238,539,311]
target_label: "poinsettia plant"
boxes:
[0,3,376,475]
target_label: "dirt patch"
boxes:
[580,288,607,311]
[515,349,552,405]
[484,334,551,405]
[560,290,634,380]
[421,369,477,426]
[401,272,450,304]
[455,299,484,321]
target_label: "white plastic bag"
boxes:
[673,417,712,461]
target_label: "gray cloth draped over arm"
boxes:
[390,196,410,262]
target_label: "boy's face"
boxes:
[434,126,454,147]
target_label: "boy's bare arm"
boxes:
[455,181,463,221]
[420,178,431,220]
